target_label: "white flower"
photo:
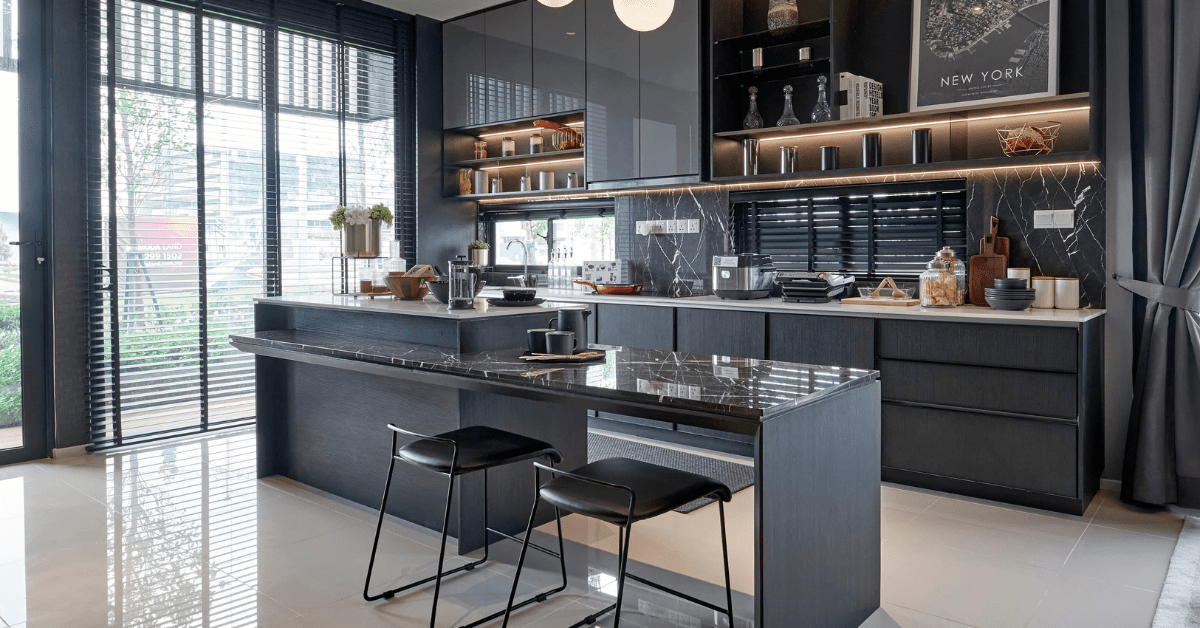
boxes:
[344,205,372,226]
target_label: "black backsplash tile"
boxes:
[615,163,1105,307]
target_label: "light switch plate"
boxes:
[1033,210,1055,229]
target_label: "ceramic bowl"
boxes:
[985,295,1035,311]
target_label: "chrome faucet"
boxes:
[506,239,534,287]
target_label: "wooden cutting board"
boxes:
[990,216,1010,262]
[970,233,1008,305]
[841,297,920,307]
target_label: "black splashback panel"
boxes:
[613,163,1105,307]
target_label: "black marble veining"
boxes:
[232,329,877,420]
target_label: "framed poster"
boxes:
[909,0,1059,112]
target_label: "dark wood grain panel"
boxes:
[877,320,1078,372]
[289,306,460,348]
[878,359,1078,419]
[759,382,880,628]
[1077,316,1104,501]
[595,303,674,351]
[882,403,1078,497]
[675,308,766,359]
[767,313,874,369]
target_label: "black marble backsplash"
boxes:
[615,163,1106,307]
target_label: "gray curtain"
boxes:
[1118,0,1200,506]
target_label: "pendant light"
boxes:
[613,0,675,32]
[537,0,574,6]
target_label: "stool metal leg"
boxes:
[719,500,735,627]
[363,455,399,602]
[613,524,632,628]
[427,470,456,628]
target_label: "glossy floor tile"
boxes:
[0,428,1188,628]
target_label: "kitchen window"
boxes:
[481,202,616,272]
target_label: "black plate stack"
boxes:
[984,278,1036,311]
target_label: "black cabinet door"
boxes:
[586,0,640,182]
[638,0,700,178]
[484,1,533,123]
[595,304,674,351]
[443,13,486,129]
[532,0,584,116]
[767,314,874,369]
[676,309,766,359]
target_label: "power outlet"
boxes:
[662,220,677,234]
[686,219,700,233]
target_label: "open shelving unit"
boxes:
[443,110,586,198]
[709,0,1105,184]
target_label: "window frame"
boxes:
[479,200,616,272]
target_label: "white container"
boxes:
[1055,277,1080,310]
[1007,267,1031,288]
[1031,276,1056,309]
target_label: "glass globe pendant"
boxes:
[613,0,675,32]
[537,0,574,6]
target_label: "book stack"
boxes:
[777,271,856,303]
[838,73,883,120]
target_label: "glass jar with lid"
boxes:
[501,137,516,157]
[920,247,965,307]
[473,140,488,160]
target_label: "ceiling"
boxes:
[365,0,512,21]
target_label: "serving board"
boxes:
[840,297,920,307]
[519,350,607,364]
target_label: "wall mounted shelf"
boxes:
[711,151,1100,185]
[715,58,830,82]
[713,19,830,49]
[449,149,585,170]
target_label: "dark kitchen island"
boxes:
[237,294,882,628]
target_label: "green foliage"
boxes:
[329,206,349,230]
[369,203,394,225]
[0,301,20,426]
[468,240,490,250]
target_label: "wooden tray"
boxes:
[519,350,607,364]
[841,297,920,307]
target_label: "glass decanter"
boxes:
[743,86,764,130]
[811,75,833,123]
[775,85,801,127]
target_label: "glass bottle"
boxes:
[529,130,543,154]
[766,0,800,30]
[743,86,764,130]
[811,75,833,123]
[501,137,516,157]
[473,140,487,159]
[776,85,801,127]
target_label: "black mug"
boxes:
[545,331,576,355]
[527,328,554,354]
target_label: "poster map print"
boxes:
[910,0,1058,111]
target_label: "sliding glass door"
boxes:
[0,0,49,464]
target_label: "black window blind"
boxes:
[731,181,968,280]
[86,0,414,450]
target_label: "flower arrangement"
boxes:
[329,203,394,230]
[468,240,490,250]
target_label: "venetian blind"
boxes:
[86,0,414,450]
[731,181,969,280]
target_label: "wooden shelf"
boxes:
[449,149,584,169]
[714,19,830,50]
[711,151,1100,185]
[715,58,829,83]
[713,92,1091,141]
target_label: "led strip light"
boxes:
[744,106,1091,143]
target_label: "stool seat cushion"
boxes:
[538,457,733,525]
[396,426,562,474]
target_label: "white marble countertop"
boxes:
[255,294,586,319]
[481,288,1105,327]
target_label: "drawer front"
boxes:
[596,304,674,351]
[882,403,1077,497]
[677,424,756,444]
[878,320,1078,372]
[676,308,766,359]
[767,313,874,369]
[879,359,1078,419]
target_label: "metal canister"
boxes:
[473,170,489,195]
[567,172,581,188]
[539,171,556,190]
[780,146,798,173]
[520,174,532,191]
[742,138,759,176]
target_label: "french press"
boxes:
[447,255,476,310]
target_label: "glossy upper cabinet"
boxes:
[585,0,641,182]
[639,0,700,178]
[443,13,486,129]
[532,0,585,116]
[484,1,533,122]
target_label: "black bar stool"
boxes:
[501,457,736,628]
[364,424,568,628]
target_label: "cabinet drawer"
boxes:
[595,304,674,351]
[676,309,766,359]
[767,313,874,369]
[878,320,1077,372]
[882,403,1077,497]
[879,359,1078,419]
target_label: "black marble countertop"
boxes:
[231,329,878,420]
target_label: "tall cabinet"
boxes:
[532,0,585,116]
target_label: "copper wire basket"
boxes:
[997,121,1061,157]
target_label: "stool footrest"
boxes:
[456,582,568,628]
[571,602,617,628]
[625,572,731,616]
[487,527,563,560]
[365,555,487,602]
